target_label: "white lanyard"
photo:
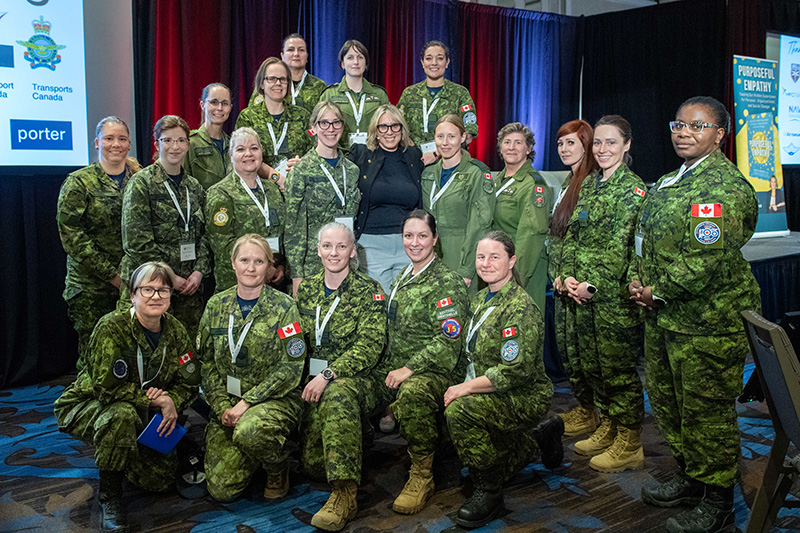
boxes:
[552,184,569,214]
[315,296,341,346]
[290,71,308,105]
[466,305,496,353]
[238,174,271,227]
[345,92,366,131]
[495,177,515,197]
[137,345,166,388]
[388,258,434,309]
[429,171,459,208]
[228,314,254,364]
[659,153,709,190]
[163,181,191,232]
[266,120,289,156]
[422,97,440,134]
[319,163,347,207]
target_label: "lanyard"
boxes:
[228,314,254,364]
[552,184,569,214]
[290,71,308,105]
[319,163,347,207]
[137,345,166,388]
[238,174,271,227]
[495,177,515,197]
[345,92,366,131]
[387,257,435,309]
[163,181,191,232]
[429,171,459,208]
[659,154,708,190]
[315,296,341,346]
[466,304,496,353]
[265,120,289,156]
[422,97,440,134]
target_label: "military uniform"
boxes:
[319,77,389,146]
[234,103,314,170]
[629,150,760,488]
[284,149,361,279]
[204,172,285,293]
[56,161,138,368]
[249,71,328,114]
[54,308,199,490]
[296,270,386,484]
[492,163,554,311]
[421,150,495,280]
[397,79,478,147]
[120,162,210,337]
[185,125,231,191]
[197,284,306,501]
[445,281,552,480]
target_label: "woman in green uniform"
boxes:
[186,83,233,191]
[560,115,646,473]
[54,261,200,533]
[204,127,285,293]
[57,116,141,368]
[198,233,306,502]
[491,122,553,311]
[296,222,386,531]
[397,40,478,165]
[421,115,494,287]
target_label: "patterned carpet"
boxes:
[1,364,799,532]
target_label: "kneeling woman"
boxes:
[197,234,306,502]
[54,261,200,533]
[444,232,558,528]
[296,222,386,531]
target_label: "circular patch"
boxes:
[482,179,494,194]
[213,208,229,226]
[441,318,462,339]
[112,358,128,379]
[501,340,520,362]
[287,337,306,358]
[185,362,196,374]
[694,221,720,245]
[463,112,477,125]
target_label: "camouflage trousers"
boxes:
[53,396,176,491]
[554,295,594,407]
[65,286,119,371]
[204,391,302,502]
[645,318,747,488]
[445,390,551,478]
[300,376,377,484]
[119,281,206,339]
[576,301,644,428]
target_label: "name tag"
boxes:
[349,132,367,146]
[635,232,644,258]
[180,242,196,262]
[309,357,327,376]
[420,141,437,154]
[267,237,280,253]
[335,216,354,230]
[275,158,289,176]
[464,361,476,383]
[226,375,242,397]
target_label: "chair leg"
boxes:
[763,468,796,531]
[746,431,790,533]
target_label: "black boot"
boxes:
[455,468,504,529]
[98,470,129,533]
[532,416,565,470]
[666,484,735,533]
[641,470,704,507]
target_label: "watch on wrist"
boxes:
[270,172,280,182]
[321,367,334,381]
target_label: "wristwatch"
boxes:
[321,367,335,381]
[270,172,280,182]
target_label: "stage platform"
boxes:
[743,232,800,321]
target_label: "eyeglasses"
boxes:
[206,99,232,108]
[158,137,189,146]
[316,119,344,130]
[264,76,289,85]
[136,286,173,298]
[377,123,402,133]
[669,120,721,134]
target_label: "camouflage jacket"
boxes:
[547,171,573,282]
[320,76,389,136]
[385,257,468,378]
[284,148,361,278]
[56,161,138,298]
[197,285,306,419]
[234,102,314,169]
[185,125,231,191]
[249,71,328,114]
[629,150,760,335]
[120,161,210,281]
[397,79,478,145]
[421,150,495,279]
[296,269,386,378]
[205,171,285,292]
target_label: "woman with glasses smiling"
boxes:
[186,83,233,191]
[347,104,423,292]
[236,57,314,193]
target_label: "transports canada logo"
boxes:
[16,15,65,71]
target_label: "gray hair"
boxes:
[129,261,176,293]
[230,126,262,153]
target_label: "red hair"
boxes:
[549,119,597,238]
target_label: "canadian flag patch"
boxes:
[306,129,315,136]
[634,187,646,197]
[278,322,302,338]
[437,297,453,308]
[502,327,516,338]
[373,294,385,301]
[461,104,473,112]
[484,172,492,180]
[691,203,722,217]
[535,186,544,193]
[179,352,193,365]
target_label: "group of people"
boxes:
[53,31,761,533]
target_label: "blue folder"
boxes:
[137,413,187,454]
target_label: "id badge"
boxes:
[226,375,242,397]
[309,357,327,376]
[464,361,476,383]
[180,242,196,261]
[349,132,367,146]
[335,216,354,231]
[388,300,398,321]
[420,141,437,154]
[267,236,280,253]
[275,158,289,177]
[635,231,644,258]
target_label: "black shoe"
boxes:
[455,468,504,529]
[532,416,564,470]
[98,470,129,533]
[665,485,735,533]
[641,472,703,508]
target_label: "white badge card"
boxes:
[420,141,437,154]
[464,361,476,382]
[635,232,644,258]
[309,357,327,376]
[335,216,354,230]
[275,158,289,177]
[349,132,367,146]
[226,375,242,397]
[267,237,280,253]
[180,242,196,262]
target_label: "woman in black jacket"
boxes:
[348,104,423,292]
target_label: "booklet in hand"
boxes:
[137,413,187,454]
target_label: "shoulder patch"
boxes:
[278,321,302,338]
[112,358,128,379]
[437,297,453,308]
[634,186,646,197]
[373,294,385,301]
[213,208,229,226]
[694,221,721,245]
[501,340,519,361]
[179,352,193,365]
[502,326,517,338]
[691,203,722,217]
[286,337,306,358]
[441,318,461,339]
[463,112,477,125]
[461,104,473,112]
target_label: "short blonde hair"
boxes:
[366,104,411,151]
[309,101,345,146]
[434,114,465,136]
[230,127,262,153]
[316,222,359,271]
[231,233,275,265]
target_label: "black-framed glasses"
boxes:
[137,286,173,298]
[264,76,289,85]
[317,119,344,130]
[669,120,721,134]
[377,123,402,133]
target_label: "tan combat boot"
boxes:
[589,425,645,472]
[311,479,358,531]
[263,466,289,499]
[559,404,600,436]
[574,415,616,456]
[392,452,435,514]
